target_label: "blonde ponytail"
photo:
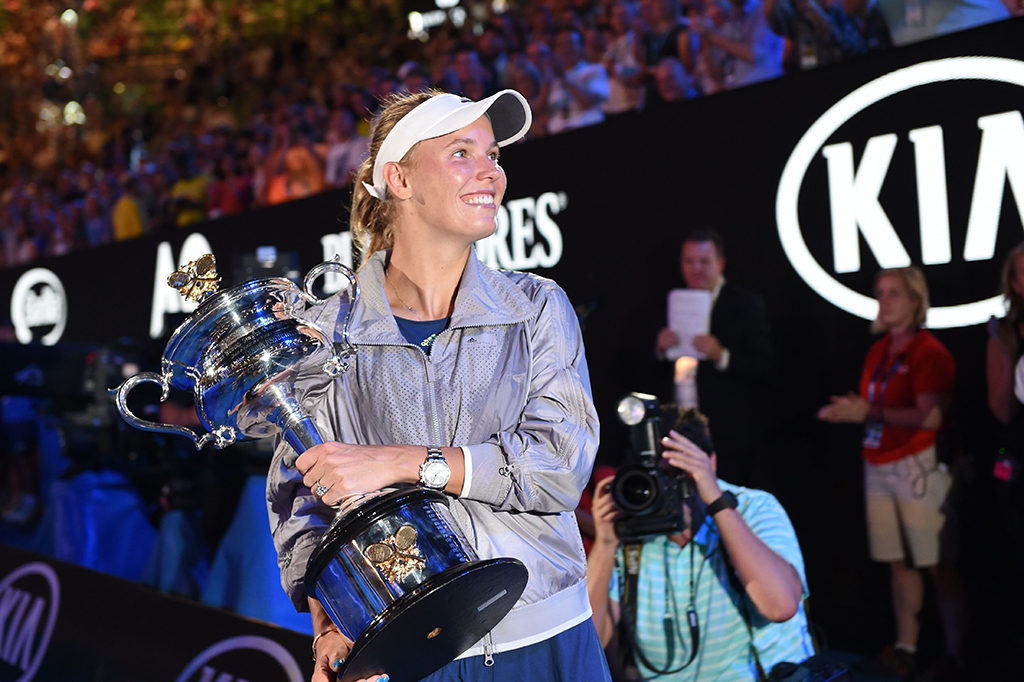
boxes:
[349,89,443,266]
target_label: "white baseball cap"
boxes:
[362,89,532,200]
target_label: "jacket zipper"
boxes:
[424,353,443,446]
[421,322,516,448]
[483,631,495,666]
[359,320,525,456]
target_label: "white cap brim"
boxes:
[364,90,532,200]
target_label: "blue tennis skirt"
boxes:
[417,619,612,682]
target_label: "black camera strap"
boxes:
[619,539,700,676]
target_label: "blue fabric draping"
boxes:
[48,469,157,581]
[142,508,210,598]
[201,473,312,634]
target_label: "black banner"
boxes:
[0,546,314,682]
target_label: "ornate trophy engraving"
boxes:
[112,254,528,682]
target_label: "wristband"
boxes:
[706,491,738,516]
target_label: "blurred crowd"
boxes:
[1,0,1019,270]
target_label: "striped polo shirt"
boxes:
[609,481,814,681]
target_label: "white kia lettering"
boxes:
[10,269,66,346]
[0,588,44,669]
[150,233,215,339]
[827,113,1024,272]
[908,125,951,266]
[0,562,60,682]
[963,111,1024,262]
[777,57,1024,328]
[823,134,910,274]
[477,192,565,270]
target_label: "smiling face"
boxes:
[392,115,506,246]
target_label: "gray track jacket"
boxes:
[266,248,600,656]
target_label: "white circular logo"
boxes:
[174,635,304,682]
[0,562,61,682]
[10,269,67,345]
[776,56,1024,329]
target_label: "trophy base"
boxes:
[338,558,527,682]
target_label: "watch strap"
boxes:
[706,490,738,516]
[419,448,449,490]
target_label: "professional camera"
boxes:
[610,393,694,539]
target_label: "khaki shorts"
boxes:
[864,446,952,567]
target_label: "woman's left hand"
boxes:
[311,629,352,682]
[660,430,723,506]
[296,442,416,506]
[817,392,871,424]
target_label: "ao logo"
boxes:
[777,57,1024,328]
[174,635,303,682]
[0,562,60,682]
[10,269,66,345]
[150,233,215,338]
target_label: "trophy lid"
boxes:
[161,254,316,371]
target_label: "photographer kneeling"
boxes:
[588,406,814,681]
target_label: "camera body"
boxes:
[611,394,692,539]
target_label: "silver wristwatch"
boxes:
[419,448,451,490]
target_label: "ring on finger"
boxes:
[314,481,329,498]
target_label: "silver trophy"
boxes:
[112,254,356,453]
[113,255,527,682]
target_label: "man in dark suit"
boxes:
[656,228,775,485]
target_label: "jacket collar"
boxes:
[349,248,540,345]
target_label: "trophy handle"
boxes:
[111,373,236,450]
[303,256,360,306]
[303,256,360,364]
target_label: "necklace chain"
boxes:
[385,267,422,321]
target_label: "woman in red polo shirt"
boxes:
[818,266,957,678]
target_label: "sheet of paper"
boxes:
[666,289,712,361]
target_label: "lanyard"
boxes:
[867,352,906,409]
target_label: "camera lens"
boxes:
[612,467,660,514]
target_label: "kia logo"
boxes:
[777,57,1024,328]
[10,269,67,345]
[0,562,60,682]
[174,635,304,682]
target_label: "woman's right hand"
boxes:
[296,442,420,506]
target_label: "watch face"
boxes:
[422,461,450,488]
